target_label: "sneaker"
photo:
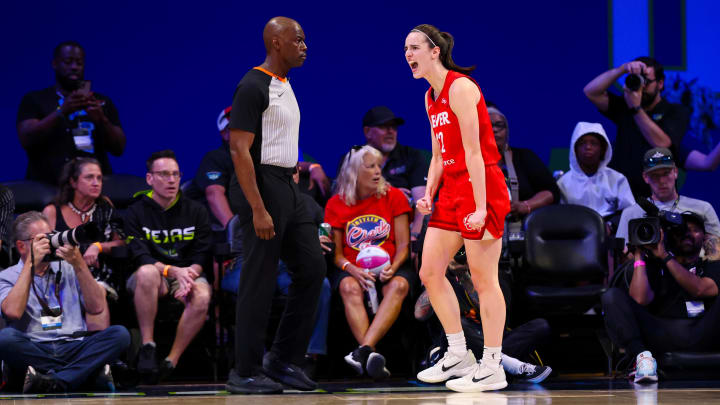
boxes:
[262,351,317,391]
[91,364,115,392]
[446,362,508,393]
[226,368,283,395]
[417,349,477,383]
[366,352,390,380]
[631,351,658,384]
[517,363,552,383]
[137,343,158,375]
[344,345,372,376]
[23,366,62,394]
[158,359,175,382]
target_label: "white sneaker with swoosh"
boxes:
[446,362,507,392]
[417,349,477,383]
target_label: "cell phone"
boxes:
[77,80,92,96]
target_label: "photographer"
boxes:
[584,57,689,198]
[602,212,720,383]
[0,212,130,393]
[616,148,720,250]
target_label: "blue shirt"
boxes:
[0,259,87,342]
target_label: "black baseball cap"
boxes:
[362,106,405,127]
[643,147,676,173]
[681,211,706,232]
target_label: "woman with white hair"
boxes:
[325,145,414,380]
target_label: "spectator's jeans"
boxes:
[601,287,720,359]
[0,325,130,390]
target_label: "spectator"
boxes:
[416,254,552,383]
[124,150,212,382]
[602,212,720,383]
[488,106,560,221]
[0,185,14,254]
[16,41,126,185]
[616,148,720,248]
[0,212,130,393]
[557,122,635,225]
[325,145,414,380]
[42,158,126,331]
[584,57,689,197]
[356,105,429,242]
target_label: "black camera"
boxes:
[43,222,102,261]
[625,73,645,92]
[627,199,685,246]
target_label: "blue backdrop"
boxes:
[1,1,716,207]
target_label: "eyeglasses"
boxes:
[151,171,183,180]
[491,121,507,131]
[644,155,673,168]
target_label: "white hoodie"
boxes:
[557,122,635,217]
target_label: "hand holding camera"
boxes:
[31,234,51,268]
[55,245,86,270]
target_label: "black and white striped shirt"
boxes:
[229,67,300,168]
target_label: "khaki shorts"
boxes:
[126,271,208,297]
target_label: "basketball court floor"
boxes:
[2,378,719,404]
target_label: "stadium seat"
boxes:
[2,180,57,214]
[102,174,148,210]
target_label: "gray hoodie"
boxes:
[557,122,635,217]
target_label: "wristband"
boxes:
[633,260,646,268]
[163,265,170,278]
[630,106,642,115]
[662,252,675,265]
[341,261,351,271]
[93,242,103,253]
[309,163,321,172]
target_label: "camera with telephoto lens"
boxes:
[625,74,646,92]
[627,199,685,247]
[43,222,102,261]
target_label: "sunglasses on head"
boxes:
[645,155,673,168]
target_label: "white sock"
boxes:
[482,346,502,370]
[446,331,467,358]
[500,354,523,375]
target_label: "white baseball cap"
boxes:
[217,106,232,131]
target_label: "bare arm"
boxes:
[628,252,655,306]
[583,65,627,112]
[205,185,234,228]
[450,78,486,211]
[423,92,444,200]
[410,186,426,236]
[666,258,719,298]
[229,129,275,240]
[42,205,57,230]
[685,142,720,171]
[390,214,410,272]
[630,104,672,148]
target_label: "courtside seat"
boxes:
[2,180,57,214]
[102,174,148,210]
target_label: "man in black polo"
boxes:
[16,41,126,185]
[225,16,325,394]
[584,56,689,197]
[357,106,429,241]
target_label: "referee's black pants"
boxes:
[232,165,326,376]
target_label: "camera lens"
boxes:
[636,223,656,244]
[625,74,644,92]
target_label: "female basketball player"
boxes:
[406,24,510,392]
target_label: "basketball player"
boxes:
[405,24,511,392]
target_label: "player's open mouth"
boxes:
[410,62,419,71]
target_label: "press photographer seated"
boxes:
[0,212,130,393]
[602,212,720,384]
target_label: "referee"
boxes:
[224,17,326,394]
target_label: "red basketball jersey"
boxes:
[425,71,501,176]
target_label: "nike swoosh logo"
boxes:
[441,361,461,372]
[278,91,285,97]
[472,374,492,383]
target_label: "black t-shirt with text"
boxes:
[17,87,122,184]
[646,259,720,319]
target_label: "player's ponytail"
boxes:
[412,24,475,75]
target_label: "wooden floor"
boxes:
[2,379,720,404]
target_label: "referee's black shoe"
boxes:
[262,351,318,391]
[226,368,283,394]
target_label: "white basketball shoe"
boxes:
[446,361,508,392]
[417,349,477,383]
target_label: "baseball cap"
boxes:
[217,106,232,132]
[362,106,405,127]
[643,147,676,173]
[681,211,706,232]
